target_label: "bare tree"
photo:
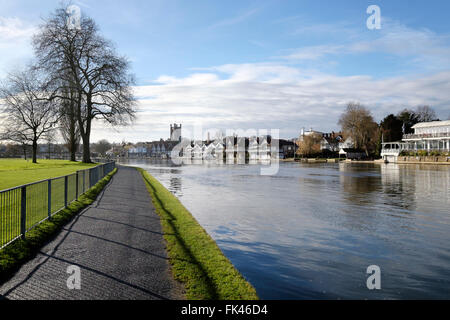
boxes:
[33,6,136,163]
[92,139,112,157]
[0,68,60,163]
[415,105,437,122]
[338,102,379,156]
[296,133,322,157]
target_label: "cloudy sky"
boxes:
[1,0,450,142]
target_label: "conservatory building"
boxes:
[381,120,450,162]
[401,120,450,151]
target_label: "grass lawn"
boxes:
[138,168,259,300]
[0,159,97,191]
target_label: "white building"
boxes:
[214,143,224,160]
[248,138,259,160]
[381,120,450,162]
[183,145,193,158]
[193,143,202,159]
[402,121,450,151]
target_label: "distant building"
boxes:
[339,148,366,160]
[382,120,450,162]
[298,128,323,142]
[128,146,147,157]
[298,127,343,153]
[321,132,344,152]
[170,123,182,142]
[402,120,450,151]
[271,139,297,159]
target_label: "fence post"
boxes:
[75,172,79,199]
[48,180,52,219]
[89,168,92,188]
[20,186,27,239]
[64,176,68,208]
[83,170,86,194]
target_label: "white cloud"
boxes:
[0,16,36,76]
[351,22,450,69]
[90,63,450,143]
[281,20,450,70]
[0,16,35,40]
[281,45,344,61]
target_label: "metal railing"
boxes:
[0,162,115,249]
[403,132,450,140]
[380,149,401,155]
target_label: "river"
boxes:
[120,159,450,299]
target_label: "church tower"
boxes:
[170,123,182,142]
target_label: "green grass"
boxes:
[0,168,117,283]
[138,168,259,300]
[0,159,96,191]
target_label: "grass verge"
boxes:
[0,168,117,283]
[138,168,258,300]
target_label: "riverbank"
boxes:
[138,168,259,300]
[344,159,450,165]
[0,168,117,283]
[282,158,342,163]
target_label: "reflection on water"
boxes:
[120,159,450,299]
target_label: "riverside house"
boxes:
[381,120,450,162]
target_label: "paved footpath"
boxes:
[0,166,184,300]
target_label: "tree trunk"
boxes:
[32,139,38,163]
[70,144,77,161]
[70,130,77,161]
[81,133,91,163]
[80,118,92,163]
[22,144,27,160]
[69,98,78,162]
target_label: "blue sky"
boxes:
[1,0,450,142]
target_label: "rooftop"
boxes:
[412,120,450,129]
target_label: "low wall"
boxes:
[397,156,450,163]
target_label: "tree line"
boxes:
[0,5,136,163]
[0,138,113,160]
[298,102,440,158]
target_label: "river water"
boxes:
[120,159,450,299]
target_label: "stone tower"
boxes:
[170,123,182,142]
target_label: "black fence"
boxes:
[0,162,115,249]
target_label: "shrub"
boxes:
[417,150,428,157]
